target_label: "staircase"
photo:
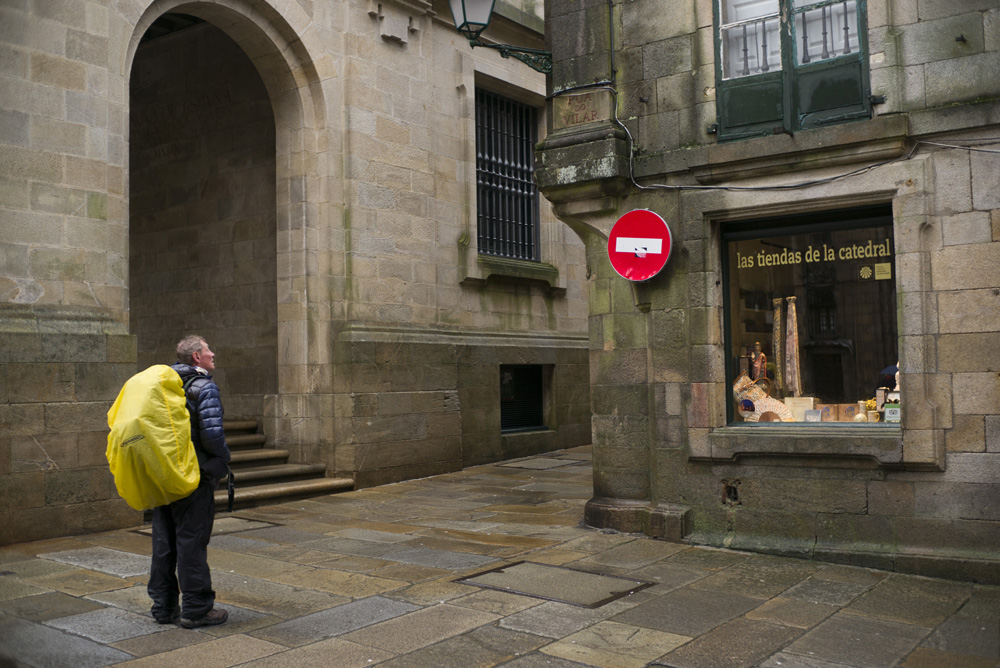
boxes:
[214,419,353,510]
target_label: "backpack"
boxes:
[106,365,200,511]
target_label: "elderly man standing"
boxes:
[148,335,231,628]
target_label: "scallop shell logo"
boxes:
[859,266,873,279]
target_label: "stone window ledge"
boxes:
[701,424,903,468]
[461,256,566,297]
[636,115,909,185]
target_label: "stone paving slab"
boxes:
[332,528,416,544]
[782,577,873,606]
[207,549,314,580]
[610,585,765,636]
[233,526,330,545]
[0,590,104,621]
[107,633,285,668]
[38,546,149,578]
[897,647,1000,668]
[211,517,275,535]
[24,568,133,597]
[922,613,1000,658]
[168,603,275,639]
[0,614,133,668]
[542,620,690,668]
[499,600,628,639]
[687,556,821,599]
[210,571,350,618]
[45,606,165,643]
[0,576,52,601]
[236,637,396,668]
[783,612,932,668]
[399,535,527,557]
[298,536,407,558]
[745,596,840,629]
[2,446,999,668]
[457,561,653,608]
[373,624,548,668]
[85,583,155,615]
[339,603,499,654]
[269,567,407,598]
[109,627,210,658]
[384,546,500,570]
[652,617,802,668]
[209,535,277,553]
[846,574,973,626]
[250,595,420,647]
[577,537,690,571]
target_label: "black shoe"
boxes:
[154,610,180,624]
[180,607,228,628]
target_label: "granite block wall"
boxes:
[539,0,1000,581]
[0,0,591,546]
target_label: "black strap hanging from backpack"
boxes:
[226,467,235,513]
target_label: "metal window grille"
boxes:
[475,90,540,261]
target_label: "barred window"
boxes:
[475,89,540,261]
[714,0,870,141]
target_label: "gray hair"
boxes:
[176,335,207,365]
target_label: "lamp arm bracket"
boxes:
[469,38,552,74]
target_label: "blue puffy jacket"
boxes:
[172,363,231,487]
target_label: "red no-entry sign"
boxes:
[607,209,673,281]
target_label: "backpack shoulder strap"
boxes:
[182,375,210,401]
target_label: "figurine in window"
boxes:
[750,341,767,381]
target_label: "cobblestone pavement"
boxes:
[1,446,998,668]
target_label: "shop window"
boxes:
[500,365,545,432]
[723,205,898,425]
[475,89,540,261]
[713,0,871,141]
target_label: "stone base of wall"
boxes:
[687,522,1000,585]
[0,309,140,546]
[584,497,692,541]
[333,337,591,489]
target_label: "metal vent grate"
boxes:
[475,90,539,261]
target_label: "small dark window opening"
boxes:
[722,479,741,505]
[500,365,545,432]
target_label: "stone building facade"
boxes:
[537,0,1000,582]
[0,0,591,544]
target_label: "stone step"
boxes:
[213,419,352,509]
[229,448,290,466]
[226,433,267,449]
[224,463,328,486]
[215,477,354,510]
[223,419,259,433]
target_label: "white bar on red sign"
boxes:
[615,237,663,254]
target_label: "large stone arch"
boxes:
[120,0,339,452]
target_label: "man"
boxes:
[148,335,231,628]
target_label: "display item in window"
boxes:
[750,341,767,380]
[771,297,784,395]
[783,296,802,397]
[732,371,794,422]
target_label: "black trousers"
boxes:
[148,479,216,620]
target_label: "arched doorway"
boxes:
[129,12,278,419]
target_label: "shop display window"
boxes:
[722,205,898,425]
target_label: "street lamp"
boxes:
[448,0,552,73]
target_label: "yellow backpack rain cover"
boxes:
[106,365,200,510]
